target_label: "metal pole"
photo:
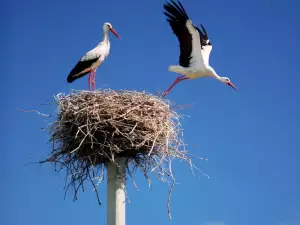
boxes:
[107,158,126,225]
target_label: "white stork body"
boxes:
[163,0,236,97]
[67,22,120,90]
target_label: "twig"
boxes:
[168,180,175,220]
[17,107,51,117]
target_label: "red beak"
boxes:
[227,82,237,91]
[109,28,120,39]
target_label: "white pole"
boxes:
[107,158,126,225]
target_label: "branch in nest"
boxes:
[17,107,51,117]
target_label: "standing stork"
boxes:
[163,0,236,97]
[67,22,120,90]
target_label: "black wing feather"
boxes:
[195,24,212,48]
[164,0,192,67]
[164,0,212,66]
[67,57,100,83]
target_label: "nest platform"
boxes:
[40,89,196,217]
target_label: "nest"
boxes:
[39,89,200,218]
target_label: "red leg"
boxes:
[90,71,93,90]
[92,71,96,90]
[88,72,91,90]
[163,76,189,97]
[94,71,96,90]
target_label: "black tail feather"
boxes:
[67,70,90,83]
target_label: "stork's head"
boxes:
[103,22,120,39]
[220,77,237,90]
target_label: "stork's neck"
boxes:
[103,29,110,42]
[104,32,109,41]
[208,66,222,81]
[98,29,109,46]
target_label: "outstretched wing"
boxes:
[195,24,212,66]
[164,0,205,68]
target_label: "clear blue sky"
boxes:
[2,0,300,224]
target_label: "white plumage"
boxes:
[67,22,120,90]
[163,0,236,97]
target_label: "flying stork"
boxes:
[163,0,236,97]
[67,22,120,90]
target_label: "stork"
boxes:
[67,22,120,90]
[163,0,236,97]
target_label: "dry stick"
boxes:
[168,180,175,220]
[124,185,131,204]
[16,107,51,117]
[70,133,89,154]
[126,164,139,191]
[88,170,102,205]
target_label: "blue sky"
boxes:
[2,0,300,224]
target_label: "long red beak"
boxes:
[227,82,237,91]
[109,28,120,39]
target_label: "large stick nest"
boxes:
[40,89,199,218]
